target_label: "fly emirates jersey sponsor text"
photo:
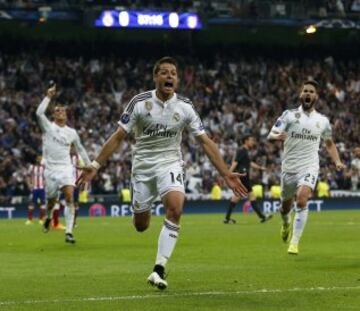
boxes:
[118,90,205,174]
[271,106,332,173]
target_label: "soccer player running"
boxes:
[36,84,91,244]
[267,80,345,255]
[224,134,272,224]
[77,57,248,290]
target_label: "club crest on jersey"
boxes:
[295,112,301,119]
[120,113,130,124]
[173,112,180,122]
[145,101,153,111]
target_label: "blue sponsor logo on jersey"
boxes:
[120,113,130,124]
[275,120,282,127]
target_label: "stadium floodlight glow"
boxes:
[305,25,317,34]
[169,13,179,28]
[95,10,202,30]
[102,11,114,27]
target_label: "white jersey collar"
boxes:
[298,105,316,117]
[152,89,176,107]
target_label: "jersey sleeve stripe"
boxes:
[125,92,152,115]
[177,94,192,104]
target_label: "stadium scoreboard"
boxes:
[95,10,202,30]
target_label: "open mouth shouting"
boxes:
[164,81,174,91]
[305,96,311,103]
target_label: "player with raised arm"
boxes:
[77,57,247,289]
[267,80,345,255]
[36,83,91,244]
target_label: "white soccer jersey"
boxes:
[118,90,205,174]
[36,97,91,171]
[270,105,332,173]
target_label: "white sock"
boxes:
[155,219,180,267]
[280,207,291,225]
[290,207,309,244]
[64,202,75,234]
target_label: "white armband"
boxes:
[91,160,101,170]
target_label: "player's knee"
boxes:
[296,196,308,209]
[166,207,182,224]
[64,193,73,204]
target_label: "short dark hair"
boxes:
[242,134,253,144]
[303,80,320,92]
[50,103,66,115]
[153,56,178,75]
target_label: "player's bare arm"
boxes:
[196,133,248,197]
[76,127,127,186]
[251,162,266,171]
[325,138,346,170]
[229,161,237,173]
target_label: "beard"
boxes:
[301,97,315,111]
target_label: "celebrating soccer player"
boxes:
[267,80,345,255]
[77,56,248,289]
[36,83,91,244]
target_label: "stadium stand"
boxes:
[0,53,359,202]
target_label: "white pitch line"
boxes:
[1,285,359,306]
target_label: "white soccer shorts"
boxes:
[281,169,318,201]
[44,167,75,199]
[131,163,185,214]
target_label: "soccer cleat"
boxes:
[147,271,168,290]
[65,233,76,244]
[260,214,273,223]
[42,218,52,233]
[223,218,236,224]
[288,243,299,255]
[281,222,291,243]
[25,219,33,225]
[52,223,66,230]
[38,219,44,225]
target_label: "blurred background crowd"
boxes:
[1,0,360,19]
[1,52,359,202]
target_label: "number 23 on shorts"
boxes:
[303,173,316,185]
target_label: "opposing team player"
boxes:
[77,57,247,289]
[36,83,90,243]
[26,155,46,225]
[267,80,345,255]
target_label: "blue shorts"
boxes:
[32,189,45,205]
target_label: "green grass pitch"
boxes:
[0,210,359,310]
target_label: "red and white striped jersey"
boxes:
[71,154,81,180]
[28,164,45,190]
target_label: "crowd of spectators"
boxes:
[0,52,359,202]
[1,1,360,19]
